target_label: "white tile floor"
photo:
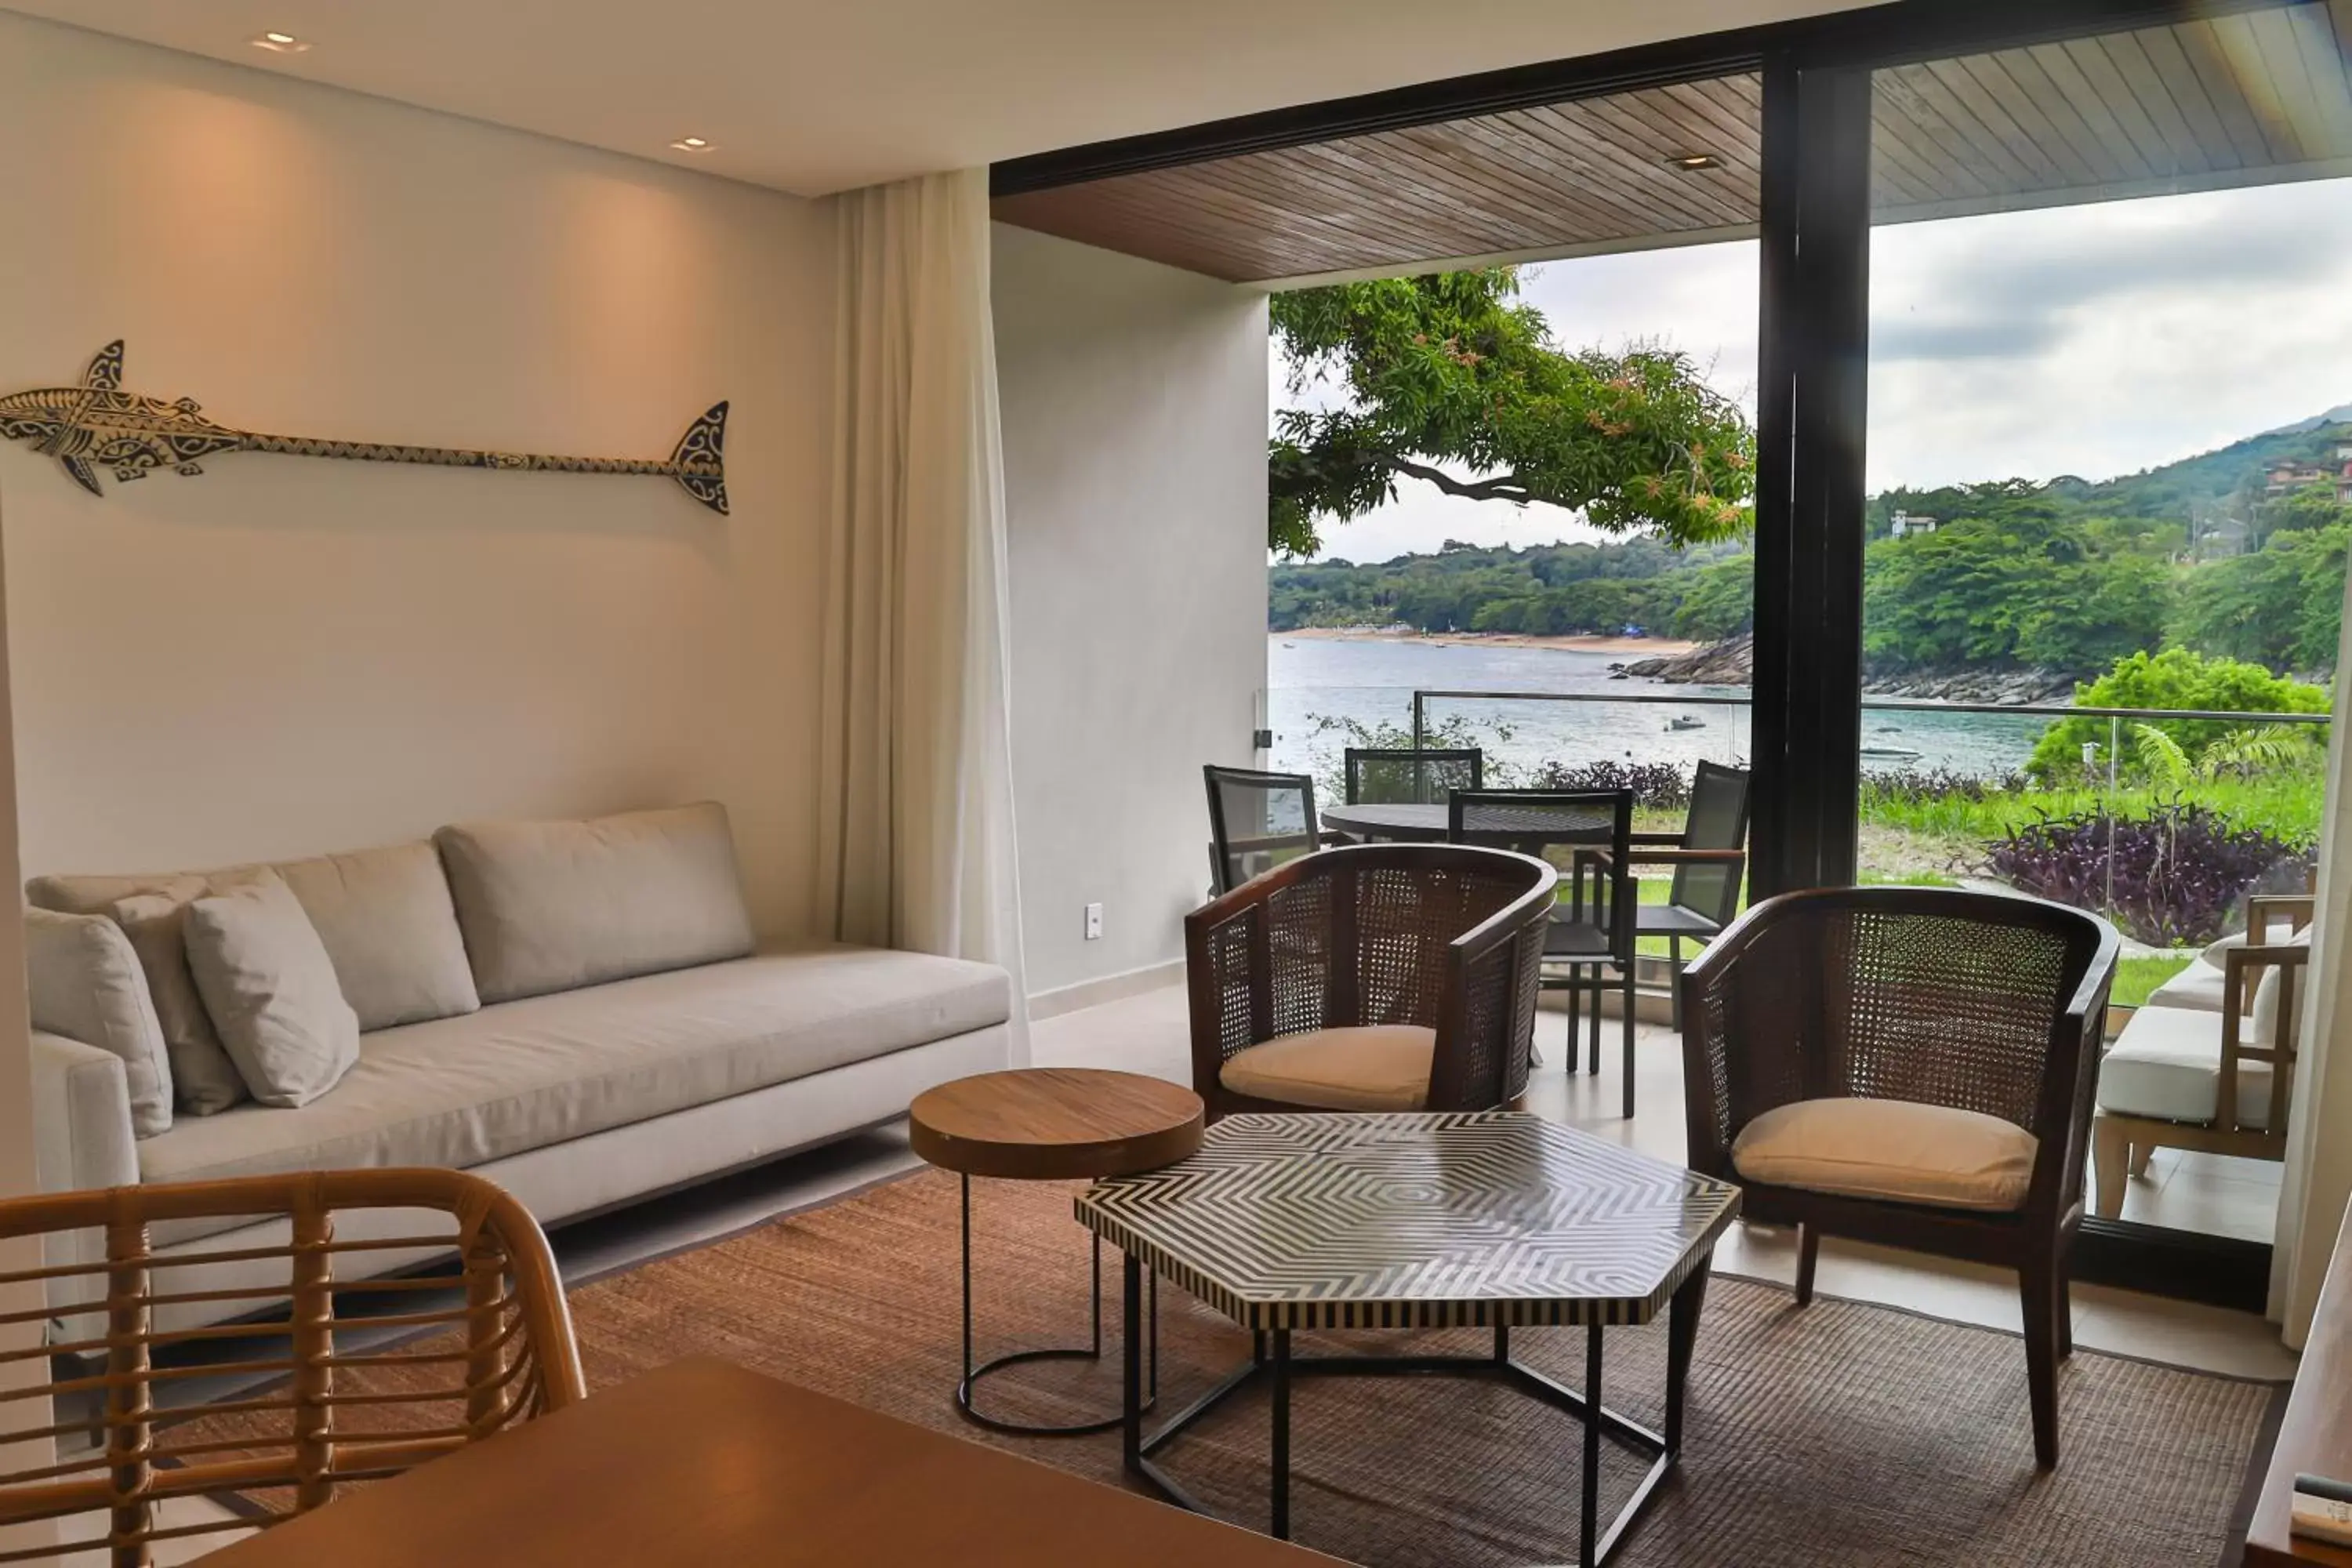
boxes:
[108,978,2298,1559]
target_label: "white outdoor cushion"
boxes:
[136,945,1011,1247]
[2144,958,2230,1014]
[1219,1025,1436,1111]
[273,842,480,1031]
[1730,1098,2038,1212]
[2098,969,2285,1129]
[24,909,173,1138]
[435,803,757,1004]
[183,873,361,1109]
[2149,928,2309,1014]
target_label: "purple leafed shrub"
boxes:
[1524,759,1692,810]
[1859,766,2027,802]
[1987,802,2307,947]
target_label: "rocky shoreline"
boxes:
[1614,633,2081,705]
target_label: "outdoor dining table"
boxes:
[1319,801,1452,841]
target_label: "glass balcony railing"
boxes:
[1271,687,2326,1009]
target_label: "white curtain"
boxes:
[815,168,1028,1056]
[2270,568,2352,1342]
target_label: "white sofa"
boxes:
[26,804,1011,1331]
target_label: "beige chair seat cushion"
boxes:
[1219,1025,1436,1112]
[1730,1098,2038,1213]
[138,945,1011,1247]
[2097,998,2276,1129]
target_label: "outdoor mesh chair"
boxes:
[0,1167,584,1563]
[1680,887,2118,1468]
[1632,760,1752,1029]
[1342,747,1483,807]
[1449,789,1639,1118]
[1186,843,1555,1122]
[1203,765,1329,896]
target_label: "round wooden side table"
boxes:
[909,1068,1204,1438]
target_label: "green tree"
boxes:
[1668,554,1753,640]
[2172,522,2347,672]
[2027,648,2330,780]
[1862,494,2172,674]
[1268,268,1755,557]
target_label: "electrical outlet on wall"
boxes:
[1083,902,1104,942]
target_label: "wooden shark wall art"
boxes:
[0,342,730,514]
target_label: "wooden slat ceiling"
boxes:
[993,4,2352,285]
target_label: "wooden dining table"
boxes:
[207,1357,1342,1567]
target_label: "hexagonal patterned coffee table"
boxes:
[1075,1112,1741,1567]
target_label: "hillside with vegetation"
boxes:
[1272,412,2352,688]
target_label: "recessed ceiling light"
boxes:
[670,136,713,152]
[1665,152,1719,171]
[251,31,312,53]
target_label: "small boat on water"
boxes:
[1665,714,1706,732]
[1860,745,1923,760]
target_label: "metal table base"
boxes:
[1118,1253,1710,1566]
[955,1173,1157,1437]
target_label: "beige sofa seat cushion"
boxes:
[272,844,479,1030]
[24,909,173,1138]
[2098,975,2283,1129]
[1730,1098,2038,1213]
[137,946,1011,1246]
[436,804,757,1004]
[183,873,361,1109]
[1219,1025,1436,1112]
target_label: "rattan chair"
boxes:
[1204,765,1327,896]
[1680,887,2118,1468]
[1631,760,1751,1030]
[1447,789,1640,1118]
[1342,747,1483,806]
[0,1168,584,1563]
[1186,843,1556,1122]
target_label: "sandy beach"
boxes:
[1280,626,1699,659]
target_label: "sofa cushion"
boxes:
[435,804,757,1004]
[183,873,361,1109]
[136,945,1011,1245]
[27,866,270,916]
[111,889,249,1116]
[24,909,173,1138]
[2099,975,2284,1130]
[1730,1097,2038,1212]
[1218,1025,1436,1112]
[274,843,480,1031]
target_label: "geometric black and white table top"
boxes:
[1076,1112,1740,1331]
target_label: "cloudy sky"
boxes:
[1283,176,2352,563]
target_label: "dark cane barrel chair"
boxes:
[1679,887,2118,1468]
[1185,844,1557,1123]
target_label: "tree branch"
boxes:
[1386,457,1536,506]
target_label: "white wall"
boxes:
[993,224,1268,1000]
[0,16,833,938]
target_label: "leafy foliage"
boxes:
[2027,649,2329,780]
[1988,802,2309,946]
[1271,535,1743,637]
[1861,492,2175,674]
[1520,759,1692,810]
[2169,520,2347,672]
[1269,269,1756,557]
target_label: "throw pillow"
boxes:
[183,872,361,1109]
[111,889,249,1116]
[24,908,174,1138]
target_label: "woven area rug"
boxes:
[183,1169,2279,1566]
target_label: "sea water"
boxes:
[1267,636,2048,783]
